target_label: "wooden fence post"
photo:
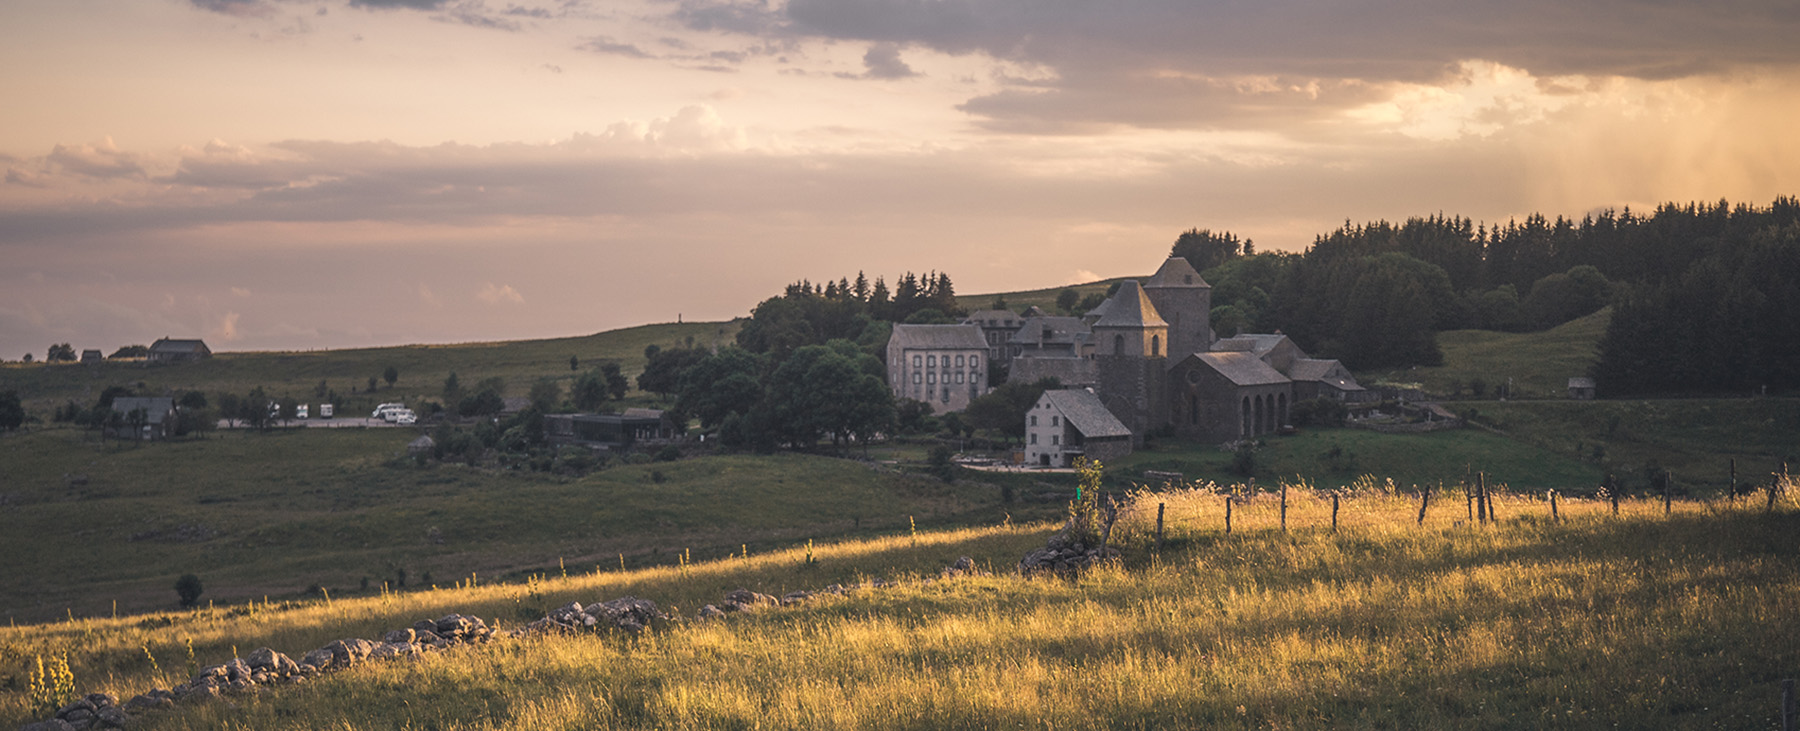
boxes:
[1608,473,1619,516]
[1280,482,1289,533]
[1331,492,1340,534]
[1477,472,1489,525]
[1156,502,1165,551]
[1663,470,1672,515]
[1729,458,1737,500]
[1549,490,1560,523]
[1417,485,1431,526]
[1225,495,1233,536]
[1783,678,1794,731]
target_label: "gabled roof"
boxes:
[1187,352,1290,387]
[1019,305,1047,318]
[149,338,209,354]
[888,324,988,351]
[1010,316,1090,345]
[1042,389,1132,439]
[110,396,176,424]
[1211,333,1290,357]
[1083,296,1114,320]
[1091,281,1167,328]
[962,310,1020,328]
[621,407,668,420]
[1145,257,1210,289]
[1289,358,1365,391]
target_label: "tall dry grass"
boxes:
[3,485,1797,730]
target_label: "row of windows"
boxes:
[1028,433,1061,445]
[1027,414,1061,427]
[912,370,980,385]
[911,352,980,369]
[912,385,981,403]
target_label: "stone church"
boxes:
[888,256,1368,461]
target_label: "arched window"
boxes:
[1278,393,1288,427]
[1254,395,1265,434]
[1241,397,1252,435]
[1151,335,1160,356]
[1189,395,1199,425]
[1114,334,1125,354]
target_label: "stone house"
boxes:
[147,338,211,363]
[1024,389,1133,467]
[885,324,991,413]
[107,396,178,440]
[1568,377,1596,400]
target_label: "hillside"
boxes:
[0,427,1026,623]
[2,490,1795,729]
[0,321,739,416]
[1360,308,1612,399]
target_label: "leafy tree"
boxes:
[1076,292,1107,314]
[174,574,203,608]
[109,344,148,359]
[965,377,1061,442]
[528,377,562,412]
[313,379,328,399]
[1171,228,1246,272]
[216,392,242,428]
[638,345,707,399]
[458,377,506,417]
[1055,288,1079,314]
[570,369,609,412]
[902,308,953,324]
[21,353,33,363]
[600,362,629,400]
[367,376,378,392]
[0,391,24,431]
[569,355,579,371]
[443,372,463,403]
[764,341,894,449]
[46,343,76,363]
[677,348,766,428]
[383,365,399,388]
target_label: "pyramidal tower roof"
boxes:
[1093,280,1168,328]
[1145,257,1210,289]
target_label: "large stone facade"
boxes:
[886,324,991,413]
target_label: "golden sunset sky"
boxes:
[3,0,1798,356]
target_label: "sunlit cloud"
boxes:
[476,283,524,305]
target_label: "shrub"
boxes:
[174,573,204,608]
[655,444,682,462]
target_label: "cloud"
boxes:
[189,0,275,17]
[858,43,917,79]
[579,36,656,59]
[230,286,252,297]
[46,138,147,180]
[476,282,525,304]
[349,0,449,9]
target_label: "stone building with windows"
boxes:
[1024,388,1133,467]
[885,324,991,413]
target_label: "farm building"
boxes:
[147,338,211,363]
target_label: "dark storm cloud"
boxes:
[669,0,1800,131]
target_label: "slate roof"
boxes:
[1083,296,1114,320]
[1092,281,1168,328]
[1042,389,1132,439]
[1145,257,1210,289]
[1010,316,1090,345]
[1211,333,1289,356]
[1189,352,1291,386]
[110,397,176,424]
[1289,358,1365,391]
[888,324,988,350]
[149,339,209,355]
[962,310,1021,328]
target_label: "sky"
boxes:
[3,0,1799,359]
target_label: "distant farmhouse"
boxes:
[147,338,211,363]
[107,396,178,440]
[887,256,1372,465]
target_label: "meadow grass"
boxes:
[0,426,1031,623]
[1361,308,1611,399]
[3,485,1795,730]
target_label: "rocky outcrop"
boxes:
[1018,532,1120,575]
[525,598,672,635]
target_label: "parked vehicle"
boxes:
[393,409,417,426]
[320,403,334,419]
[372,402,406,420]
[296,404,309,419]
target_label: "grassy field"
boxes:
[0,426,1040,624]
[0,321,739,417]
[1462,398,1800,494]
[957,278,1134,316]
[1111,427,1604,493]
[1361,308,1612,400]
[1,487,1795,730]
